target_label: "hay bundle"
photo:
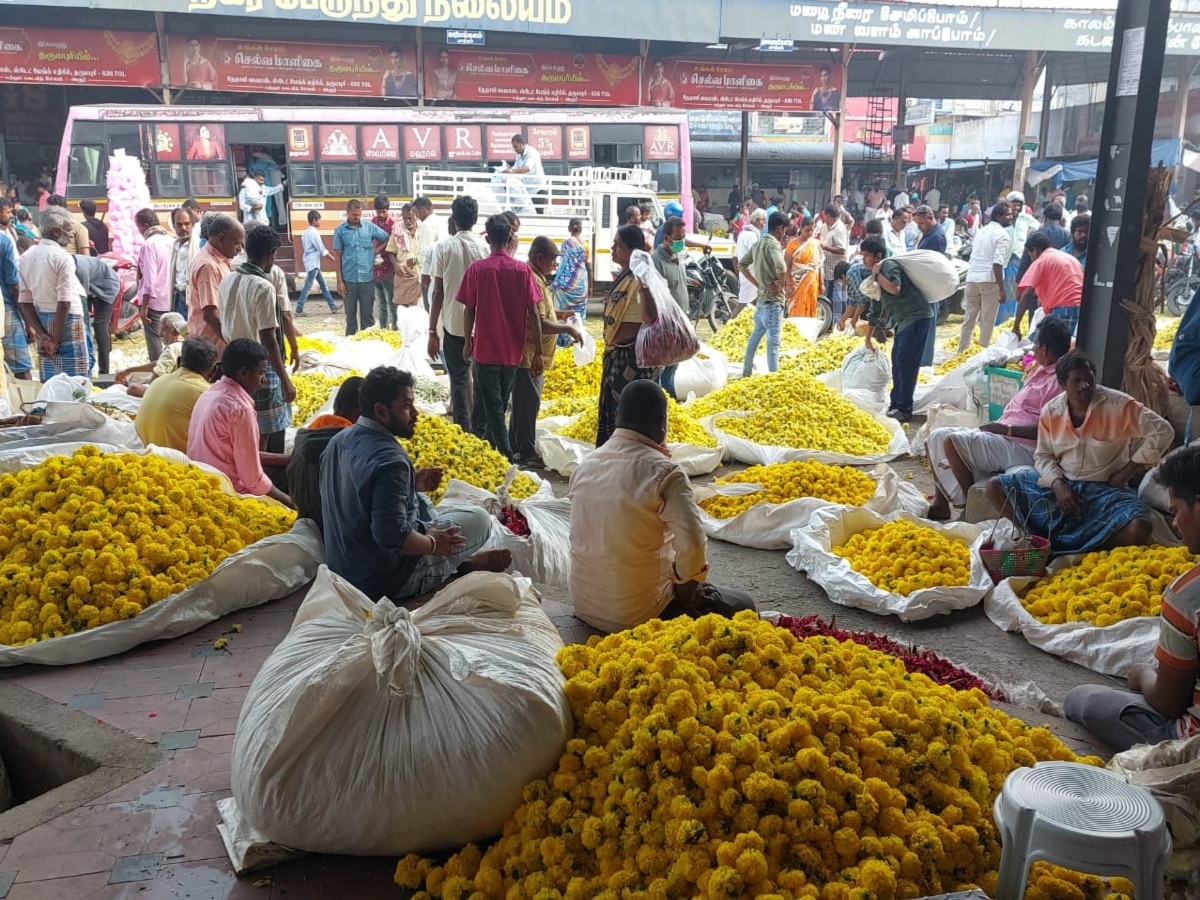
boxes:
[1122,165,1172,416]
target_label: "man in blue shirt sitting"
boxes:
[332,199,389,336]
[320,366,512,602]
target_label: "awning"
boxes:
[690,140,893,165]
[907,159,1014,175]
[1027,139,1189,186]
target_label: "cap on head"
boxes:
[1006,191,1025,203]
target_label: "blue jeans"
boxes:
[375,279,397,330]
[741,301,784,378]
[659,364,678,399]
[172,288,188,319]
[342,282,375,336]
[296,268,335,313]
[890,316,933,417]
[921,302,938,367]
[471,362,518,459]
[394,506,492,600]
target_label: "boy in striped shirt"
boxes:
[1064,444,1200,750]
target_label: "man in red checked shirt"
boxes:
[458,213,543,460]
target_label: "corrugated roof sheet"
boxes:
[690,141,883,163]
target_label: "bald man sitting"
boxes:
[567,379,757,633]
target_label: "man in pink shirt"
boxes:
[458,213,542,458]
[188,213,244,352]
[135,209,177,362]
[1012,230,1084,339]
[187,338,294,506]
[926,316,1072,520]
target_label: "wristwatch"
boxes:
[1006,425,1013,437]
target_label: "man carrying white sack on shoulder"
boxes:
[926,316,1072,521]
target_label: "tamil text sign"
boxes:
[426,49,639,106]
[657,60,841,113]
[0,27,159,87]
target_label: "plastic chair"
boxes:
[993,761,1171,900]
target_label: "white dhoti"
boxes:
[927,426,1035,507]
[738,273,758,307]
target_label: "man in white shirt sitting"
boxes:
[568,380,757,633]
[500,133,548,214]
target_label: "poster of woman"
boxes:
[811,64,842,112]
[185,124,226,161]
[645,59,675,107]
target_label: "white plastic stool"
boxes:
[993,761,1171,900]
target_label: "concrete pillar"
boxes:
[830,45,850,199]
[1012,50,1043,194]
[739,110,750,214]
[1175,56,1196,186]
[154,12,171,105]
[1039,58,1054,157]
[893,61,906,188]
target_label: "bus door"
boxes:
[229,140,291,270]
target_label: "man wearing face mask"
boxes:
[651,216,691,399]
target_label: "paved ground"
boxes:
[0,307,1126,897]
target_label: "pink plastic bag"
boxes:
[629,250,700,368]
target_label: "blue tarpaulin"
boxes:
[1031,140,1182,186]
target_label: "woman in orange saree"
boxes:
[785,216,822,318]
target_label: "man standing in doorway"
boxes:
[135,208,175,363]
[458,214,543,459]
[371,194,397,331]
[414,196,445,312]
[238,170,284,227]
[428,196,487,432]
[332,199,388,336]
[961,202,1012,352]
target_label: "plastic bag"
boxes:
[35,374,90,404]
[0,402,141,453]
[229,567,572,856]
[696,463,929,550]
[438,472,572,588]
[630,249,700,368]
[787,508,991,622]
[839,346,892,413]
[571,317,596,367]
[984,552,1161,676]
[910,404,986,457]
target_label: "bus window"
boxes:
[154,163,185,198]
[595,144,642,166]
[321,164,361,196]
[189,163,232,198]
[289,163,318,197]
[68,146,104,187]
[364,163,404,197]
[106,123,143,160]
[651,163,681,195]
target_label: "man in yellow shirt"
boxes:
[134,337,218,452]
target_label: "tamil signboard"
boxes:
[423,49,639,105]
[654,60,842,112]
[717,0,1200,55]
[165,36,417,98]
[0,27,160,87]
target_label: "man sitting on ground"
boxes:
[985,351,1173,555]
[115,312,187,397]
[568,379,757,633]
[187,338,294,507]
[135,337,217,453]
[1063,445,1200,750]
[320,366,511,601]
[286,376,363,531]
[927,317,1071,520]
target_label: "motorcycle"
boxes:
[937,239,972,324]
[685,246,740,332]
[99,253,142,339]
[1165,248,1199,316]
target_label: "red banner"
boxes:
[445,125,482,161]
[362,125,400,162]
[166,35,416,98]
[318,125,358,159]
[566,125,591,161]
[427,50,639,106]
[526,126,563,161]
[287,124,315,162]
[0,27,159,88]
[644,125,680,162]
[656,60,842,113]
[404,125,442,162]
[486,125,523,161]
[154,124,182,162]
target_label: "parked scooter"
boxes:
[98,253,142,339]
[685,245,740,332]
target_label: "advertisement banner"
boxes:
[154,124,183,161]
[404,125,442,162]
[656,59,841,113]
[362,124,401,161]
[445,125,483,161]
[318,125,358,159]
[183,124,227,161]
[287,124,315,161]
[166,35,417,98]
[644,125,681,161]
[0,27,159,87]
[566,125,591,161]
[486,125,523,160]
[426,49,639,106]
[527,125,563,160]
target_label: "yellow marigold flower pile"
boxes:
[349,327,403,349]
[709,310,810,362]
[689,373,891,456]
[395,612,1101,899]
[835,519,972,596]
[296,335,336,355]
[558,396,717,448]
[1154,318,1180,351]
[538,397,594,420]
[778,334,861,379]
[291,372,346,426]
[1021,545,1198,626]
[933,343,985,377]
[0,447,296,645]
[542,346,603,402]
[700,461,876,519]
[400,416,538,504]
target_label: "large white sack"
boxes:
[438,474,572,588]
[0,445,320,666]
[696,463,929,550]
[0,402,141,452]
[787,507,991,622]
[984,554,1160,677]
[837,346,892,414]
[537,416,723,477]
[913,345,1012,414]
[857,251,960,304]
[909,404,987,458]
[707,410,910,467]
[230,567,571,856]
[675,345,728,400]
